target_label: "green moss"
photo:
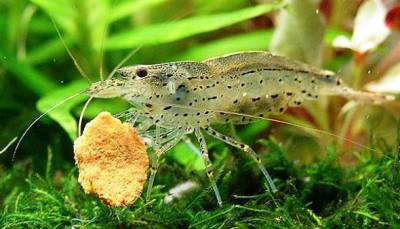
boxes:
[1,135,399,228]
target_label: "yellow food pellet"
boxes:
[74,112,148,207]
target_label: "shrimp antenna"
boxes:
[221,110,376,151]
[107,45,143,80]
[98,29,107,82]
[13,90,87,161]
[98,1,114,82]
[78,96,94,136]
[50,16,92,83]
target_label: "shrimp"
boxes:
[88,51,394,206]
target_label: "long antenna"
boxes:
[50,17,92,83]
[13,90,87,161]
[107,45,143,80]
[145,101,376,152]
[78,96,94,136]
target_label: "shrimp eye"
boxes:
[136,68,148,78]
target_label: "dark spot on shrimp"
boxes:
[163,106,172,110]
[241,70,256,76]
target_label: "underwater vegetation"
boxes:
[1,0,400,228]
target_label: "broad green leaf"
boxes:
[194,0,248,14]
[31,0,109,49]
[106,2,285,50]
[0,48,57,95]
[37,80,89,140]
[177,30,273,61]
[29,0,76,37]
[271,0,325,66]
[109,0,168,23]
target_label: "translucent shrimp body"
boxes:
[89,51,392,205]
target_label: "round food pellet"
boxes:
[74,112,148,207]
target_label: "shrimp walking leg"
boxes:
[145,132,186,201]
[203,126,277,193]
[194,128,223,206]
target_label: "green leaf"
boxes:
[177,30,273,61]
[106,2,285,50]
[324,28,350,46]
[37,80,89,140]
[73,99,129,119]
[109,0,168,23]
[270,0,325,66]
[26,36,72,65]
[0,48,57,96]
[29,0,76,37]
[237,120,270,145]
[169,142,205,171]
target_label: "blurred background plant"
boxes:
[0,0,400,227]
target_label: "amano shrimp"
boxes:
[88,51,394,205]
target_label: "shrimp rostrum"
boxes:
[88,51,393,205]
